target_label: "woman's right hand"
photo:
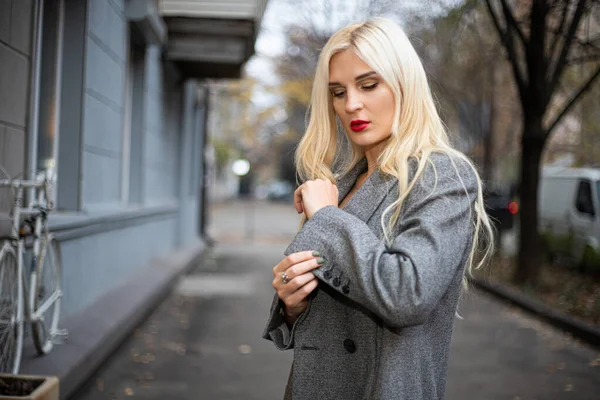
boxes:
[272,251,325,325]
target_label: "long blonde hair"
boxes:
[295,18,495,283]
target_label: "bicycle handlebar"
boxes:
[0,178,46,189]
[0,175,55,211]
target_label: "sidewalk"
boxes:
[70,200,600,400]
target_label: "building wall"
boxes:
[0,0,33,209]
[0,0,205,320]
[143,46,180,202]
[55,0,200,318]
[82,0,127,209]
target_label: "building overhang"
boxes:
[126,0,168,46]
[159,0,268,79]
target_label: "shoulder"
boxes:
[409,151,478,191]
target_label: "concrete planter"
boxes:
[0,374,59,400]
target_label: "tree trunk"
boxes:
[482,81,495,183]
[514,118,546,284]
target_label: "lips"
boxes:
[350,120,370,132]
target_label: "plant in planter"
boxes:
[0,374,58,400]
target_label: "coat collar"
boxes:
[335,158,398,223]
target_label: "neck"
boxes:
[363,141,386,177]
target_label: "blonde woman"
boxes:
[263,17,494,400]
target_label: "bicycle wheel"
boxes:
[0,245,24,374]
[31,234,63,355]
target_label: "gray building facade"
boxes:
[0,0,266,392]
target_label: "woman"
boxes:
[263,18,494,400]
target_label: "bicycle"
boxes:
[0,168,67,374]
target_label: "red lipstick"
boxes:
[350,120,370,132]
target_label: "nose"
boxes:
[344,89,363,114]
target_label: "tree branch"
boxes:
[484,0,527,101]
[500,0,529,46]
[546,26,600,52]
[547,64,600,135]
[549,0,570,67]
[547,0,589,104]
[568,54,600,63]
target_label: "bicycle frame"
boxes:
[0,174,57,326]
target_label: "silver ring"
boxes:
[281,271,290,284]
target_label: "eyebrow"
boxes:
[328,71,378,87]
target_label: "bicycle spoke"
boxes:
[0,314,15,370]
[0,247,21,373]
[32,236,63,355]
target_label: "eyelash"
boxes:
[332,82,378,98]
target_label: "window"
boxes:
[33,0,87,211]
[576,180,595,216]
[36,0,64,174]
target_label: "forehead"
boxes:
[329,50,373,81]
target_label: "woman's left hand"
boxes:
[294,179,339,219]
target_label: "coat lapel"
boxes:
[336,159,398,223]
[335,158,368,204]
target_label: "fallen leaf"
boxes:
[238,344,252,354]
[565,384,573,392]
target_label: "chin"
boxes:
[348,132,391,149]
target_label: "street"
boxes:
[71,200,600,400]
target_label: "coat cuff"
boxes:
[284,206,351,291]
[263,294,307,350]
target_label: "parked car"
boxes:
[265,180,294,202]
[484,187,519,237]
[538,167,600,271]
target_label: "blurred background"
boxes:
[0,0,599,399]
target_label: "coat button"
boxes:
[323,270,332,279]
[342,285,350,294]
[332,277,341,287]
[343,339,356,354]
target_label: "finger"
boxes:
[274,251,321,274]
[276,272,317,298]
[286,279,319,306]
[283,257,324,281]
[293,185,304,214]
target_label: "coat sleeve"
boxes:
[262,292,312,350]
[283,154,478,329]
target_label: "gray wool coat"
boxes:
[262,152,478,400]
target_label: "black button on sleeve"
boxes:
[332,277,341,287]
[342,285,350,294]
[343,339,356,353]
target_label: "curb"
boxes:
[471,277,600,349]
[20,238,208,400]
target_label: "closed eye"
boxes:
[330,82,378,98]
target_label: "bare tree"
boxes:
[416,1,507,183]
[484,0,600,283]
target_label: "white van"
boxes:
[538,167,600,270]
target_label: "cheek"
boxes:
[333,103,345,122]
[381,94,396,128]
[373,97,394,128]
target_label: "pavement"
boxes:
[69,199,600,400]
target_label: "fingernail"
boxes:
[312,251,321,257]
[317,257,325,265]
